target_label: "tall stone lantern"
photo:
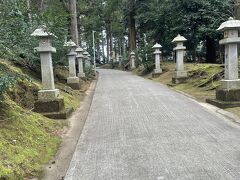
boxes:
[152,43,162,78]
[172,34,188,84]
[207,17,240,108]
[31,26,72,119]
[83,51,89,69]
[118,55,122,66]
[130,51,136,70]
[76,47,85,78]
[64,40,80,89]
[87,53,92,68]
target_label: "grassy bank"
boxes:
[0,60,90,179]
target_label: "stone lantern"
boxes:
[130,51,136,69]
[152,43,162,78]
[87,53,92,68]
[83,51,89,69]
[64,40,80,89]
[118,55,122,66]
[75,47,85,78]
[207,17,240,108]
[172,34,188,84]
[31,26,72,119]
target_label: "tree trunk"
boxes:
[109,24,113,61]
[97,40,101,64]
[102,33,106,64]
[234,0,240,19]
[128,11,136,52]
[206,35,216,63]
[69,0,79,46]
[38,0,45,12]
[26,0,32,23]
[106,26,110,63]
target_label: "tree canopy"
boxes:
[0,0,237,68]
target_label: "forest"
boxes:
[0,0,238,72]
[1,0,240,179]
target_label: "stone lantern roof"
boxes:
[76,47,84,58]
[75,47,84,53]
[83,51,88,59]
[172,34,187,43]
[64,39,77,48]
[217,17,240,31]
[152,43,162,49]
[31,26,55,37]
[130,51,135,56]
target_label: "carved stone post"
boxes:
[172,34,188,84]
[152,43,162,78]
[76,47,85,78]
[207,17,240,108]
[31,26,72,119]
[64,40,80,89]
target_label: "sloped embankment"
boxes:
[136,62,223,102]
[0,60,89,179]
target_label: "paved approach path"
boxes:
[65,69,240,180]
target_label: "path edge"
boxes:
[43,74,99,180]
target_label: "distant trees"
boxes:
[136,0,231,63]
[0,0,236,68]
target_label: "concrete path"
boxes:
[65,69,240,180]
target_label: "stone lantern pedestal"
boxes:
[64,40,80,90]
[31,26,72,119]
[130,52,136,70]
[152,43,162,78]
[172,34,188,84]
[207,17,240,108]
[76,47,85,78]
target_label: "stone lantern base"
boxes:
[172,71,188,84]
[67,77,80,90]
[78,73,86,78]
[206,79,240,108]
[34,92,73,119]
[152,69,162,78]
[206,88,240,108]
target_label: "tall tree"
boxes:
[234,0,240,19]
[127,0,137,52]
[69,0,79,45]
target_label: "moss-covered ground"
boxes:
[0,98,65,179]
[0,59,90,179]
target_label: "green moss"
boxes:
[0,98,64,179]
[61,90,81,110]
[0,59,90,179]
[139,62,223,102]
